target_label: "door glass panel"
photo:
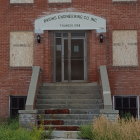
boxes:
[63,33,68,38]
[64,39,68,80]
[71,39,84,80]
[56,38,62,82]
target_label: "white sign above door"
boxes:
[35,12,106,33]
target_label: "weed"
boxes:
[79,116,140,140]
[0,118,45,140]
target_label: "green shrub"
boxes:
[0,119,45,140]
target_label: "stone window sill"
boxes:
[10,0,34,4]
[48,0,71,3]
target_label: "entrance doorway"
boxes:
[54,32,87,82]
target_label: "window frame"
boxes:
[10,96,27,118]
[113,95,139,119]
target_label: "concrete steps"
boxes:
[36,82,103,137]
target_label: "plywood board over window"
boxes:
[113,30,138,66]
[10,32,34,67]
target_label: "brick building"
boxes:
[0,0,140,123]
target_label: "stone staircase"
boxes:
[36,83,103,138]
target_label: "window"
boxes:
[48,0,71,3]
[114,96,137,118]
[113,30,138,66]
[10,96,27,118]
[10,32,34,67]
[10,0,34,3]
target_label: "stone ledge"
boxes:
[19,110,38,128]
[100,109,119,121]
[19,110,38,114]
[100,109,119,114]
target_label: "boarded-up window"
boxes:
[113,30,138,66]
[10,32,33,67]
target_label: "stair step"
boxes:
[45,109,70,114]
[36,104,103,109]
[39,89,100,94]
[36,99,103,104]
[37,114,99,120]
[38,119,93,125]
[38,109,100,114]
[43,82,98,85]
[37,94,102,99]
[42,82,98,87]
[38,120,64,125]
[42,125,80,131]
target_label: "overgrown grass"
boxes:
[0,119,45,140]
[78,124,95,140]
[79,116,140,140]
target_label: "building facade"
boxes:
[0,0,140,119]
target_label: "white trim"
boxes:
[113,94,139,96]
[113,96,115,110]
[137,96,140,120]
[9,96,11,117]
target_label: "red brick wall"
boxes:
[0,0,140,118]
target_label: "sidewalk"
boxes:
[50,139,85,140]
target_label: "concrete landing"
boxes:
[46,131,79,139]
